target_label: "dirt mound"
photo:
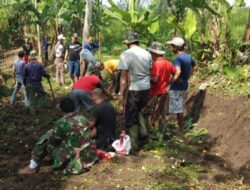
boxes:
[187,90,250,172]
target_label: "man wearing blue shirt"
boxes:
[10,50,29,107]
[24,50,50,115]
[43,35,50,64]
[167,37,196,129]
[84,36,99,55]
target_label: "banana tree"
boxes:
[166,8,197,39]
[166,0,220,39]
[104,0,160,43]
[207,0,245,55]
[243,10,250,41]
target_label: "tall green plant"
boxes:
[167,8,197,39]
[104,0,160,43]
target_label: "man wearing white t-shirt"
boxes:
[54,34,66,86]
[118,31,152,152]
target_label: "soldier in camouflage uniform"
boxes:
[19,97,98,175]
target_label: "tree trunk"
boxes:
[82,0,92,44]
[34,0,42,62]
[243,10,250,42]
[200,11,207,44]
[209,16,221,57]
[166,0,173,14]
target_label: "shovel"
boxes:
[47,78,56,104]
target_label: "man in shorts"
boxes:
[65,33,82,84]
[166,37,196,128]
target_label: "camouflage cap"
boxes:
[147,42,166,55]
[123,31,139,44]
[29,50,38,60]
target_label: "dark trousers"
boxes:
[114,71,121,94]
[26,83,47,115]
[125,89,149,128]
[45,51,48,62]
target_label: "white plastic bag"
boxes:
[112,132,131,156]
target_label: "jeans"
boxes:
[68,60,80,78]
[70,89,94,113]
[10,77,29,107]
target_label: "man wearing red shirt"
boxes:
[70,75,112,112]
[147,42,177,127]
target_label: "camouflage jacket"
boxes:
[34,113,98,174]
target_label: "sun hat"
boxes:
[29,50,38,60]
[57,34,65,40]
[147,42,166,55]
[123,31,139,44]
[166,37,185,47]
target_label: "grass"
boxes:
[142,133,207,190]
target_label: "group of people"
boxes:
[10,49,50,116]
[53,33,100,86]
[13,31,195,175]
[117,32,196,151]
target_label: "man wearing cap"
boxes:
[118,31,152,152]
[54,34,66,86]
[23,50,50,116]
[146,42,177,129]
[65,33,82,84]
[166,37,196,128]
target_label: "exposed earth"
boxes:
[0,51,249,190]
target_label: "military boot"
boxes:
[127,125,139,152]
[138,112,148,138]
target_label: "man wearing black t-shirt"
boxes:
[89,88,116,150]
[65,33,82,84]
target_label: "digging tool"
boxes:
[47,78,56,104]
[98,32,102,62]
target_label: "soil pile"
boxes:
[187,90,250,173]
